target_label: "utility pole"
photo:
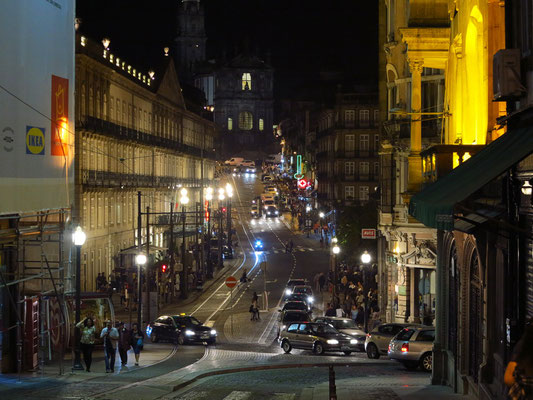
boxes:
[180,207,188,299]
[137,191,142,327]
[169,202,174,299]
[145,206,150,327]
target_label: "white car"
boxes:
[224,157,244,166]
[241,160,255,167]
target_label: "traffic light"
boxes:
[161,263,168,273]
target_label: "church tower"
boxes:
[175,0,207,83]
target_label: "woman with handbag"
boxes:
[505,320,533,399]
[131,323,144,366]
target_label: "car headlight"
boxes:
[210,329,217,335]
[275,211,278,215]
[267,212,270,215]
[307,296,314,303]
[185,330,195,336]
[232,173,236,176]
[350,339,358,344]
[327,339,339,345]
[285,289,292,295]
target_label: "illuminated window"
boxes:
[238,111,253,130]
[228,118,233,131]
[259,118,264,131]
[242,73,252,91]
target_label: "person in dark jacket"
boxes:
[117,322,131,366]
[325,303,336,317]
[131,323,144,366]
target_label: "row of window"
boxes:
[345,186,370,201]
[344,161,380,176]
[344,109,380,126]
[227,112,265,131]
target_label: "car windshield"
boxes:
[265,201,275,206]
[173,316,202,327]
[293,287,311,295]
[284,302,307,310]
[283,312,308,322]
[287,280,305,288]
[311,324,338,335]
[330,319,358,329]
[395,328,415,341]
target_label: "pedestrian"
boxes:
[350,305,359,323]
[100,320,119,373]
[325,303,336,317]
[252,291,259,303]
[240,268,248,283]
[505,320,533,399]
[117,322,131,366]
[131,323,144,366]
[318,272,326,292]
[76,316,96,372]
[313,273,320,292]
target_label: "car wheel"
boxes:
[403,361,419,370]
[366,343,380,359]
[150,332,158,343]
[343,351,352,356]
[177,333,185,346]
[281,340,292,354]
[314,342,324,355]
[420,352,432,372]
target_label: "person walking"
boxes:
[505,320,533,399]
[240,268,248,283]
[100,320,119,373]
[131,323,144,366]
[313,273,321,293]
[318,272,326,292]
[75,316,96,372]
[117,322,131,366]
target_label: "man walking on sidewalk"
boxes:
[100,320,119,373]
[118,322,131,366]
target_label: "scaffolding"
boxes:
[0,209,70,376]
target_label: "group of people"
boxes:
[76,317,145,373]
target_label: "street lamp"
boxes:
[205,188,213,278]
[225,184,233,250]
[180,189,189,299]
[135,253,147,327]
[331,244,340,301]
[72,226,86,371]
[360,251,372,332]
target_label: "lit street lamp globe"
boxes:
[218,193,225,201]
[180,188,188,196]
[181,195,189,205]
[72,226,86,246]
[361,251,372,264]
[135,253,147,265]
[332,237,338,244]
[332,245,340,255]
[319,212,325,218]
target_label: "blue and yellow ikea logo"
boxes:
[26,126,45,155]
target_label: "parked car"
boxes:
[388,326,435,372]
[250,205,261,218]
[146,314,217,345]
[277,310,312,337]
[279,322,360,355]
[364,323,418,359]
[279,301,310,313]
[314,317,366,352]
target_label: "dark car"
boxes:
[146,314,217,345]
[292,285,314,305]
[222,245,233,259]
[265,206,279,218]
[279,322,360,355]
[279,301,310,313]
[285,293,313,309]
[283,278,307,299]
[277,310,312,337]
[253,239,264,251]
[314,317,366,352]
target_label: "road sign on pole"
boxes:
[225,276,238,288]
[361,229,377,239]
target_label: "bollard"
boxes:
[329,365,337,400]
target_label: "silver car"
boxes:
[314,317,366,352]
[387,326,434,372]
[364,323,419,359]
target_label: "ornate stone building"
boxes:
[75,34,216,291]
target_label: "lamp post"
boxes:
[218,189,225,269]
[361,251,372,332]
[225,183,233,250]
[205,188,213,278]
[180,188,189,299]
[332,244,340,302]
[319,212,325,239]
[72,226,86,371]
[135,253,147,328]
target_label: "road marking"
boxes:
[273,394,296,400]
[222,392,252,400]
[204,320,215,327]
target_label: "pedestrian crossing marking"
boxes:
[247,246,319,255]
[222,391,252,400]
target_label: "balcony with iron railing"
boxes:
[81,169,208,189]
[79,116,215,160]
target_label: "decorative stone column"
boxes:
[407,58,424,193]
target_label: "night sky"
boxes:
[76,0,378,99]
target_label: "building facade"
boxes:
[75,34,216,292]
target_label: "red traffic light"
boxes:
[222,207,227,213]
[161,264,168,273]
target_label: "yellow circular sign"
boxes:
[26,127,45,155]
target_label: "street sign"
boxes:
[297,179,307,189]
[225,276,238,288]
[361,228,377,239]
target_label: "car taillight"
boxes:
[388,344,391,352]
[366,333,371,338]
[401,343,409,353]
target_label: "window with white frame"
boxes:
[344,109,355,127]
[228,117,233,131]
[360,162,369,175]
[242,73,252,90]
[345,161,355,175]
[359,109,369,127]
[359,186,369,201]
[345,186,355,200]
[345,134,355,151]
[360,134,369,151]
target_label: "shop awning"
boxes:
[409,126,533,230]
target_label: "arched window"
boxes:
[242,73,251,91]
[259,118,264,131]
[238,112,253,130]
[228,117,233,131]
